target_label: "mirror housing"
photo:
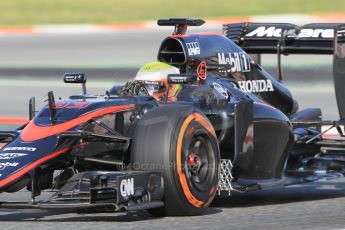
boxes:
[63,72,87,94]
[63,73,87,84]
[167,74,197,84]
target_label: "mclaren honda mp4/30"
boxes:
[0,18,345,216]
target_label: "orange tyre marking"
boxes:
[176,113,216,208]
[194,113,217,138]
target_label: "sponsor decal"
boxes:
[186,42,201,56]
[197,61,207,80]
[64,73,85,83]
[242,124,254,153]
[64,102,91,109]
[44,101,91,109]
[237,80,274,93]
[212,82,228,99]
[217,52,251,73]
[144,80,160,85]
[0,153,27,160]
[246,26,334,38]
[168,76,190,83]
[0,162,19,170]
[338,29,345,41]
[4,147,36,152]
[120,178,134,197]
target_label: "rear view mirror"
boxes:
[63,72,87,94]
[167,74,197,84]
[64,73,87,84]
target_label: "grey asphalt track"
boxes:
[0,31,344,229]
[0,30,170,68]
[0,178,345,230]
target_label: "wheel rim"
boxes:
[184,131,216,193]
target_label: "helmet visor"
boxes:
[144,81,166,95]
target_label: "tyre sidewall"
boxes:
[131,105,219,216]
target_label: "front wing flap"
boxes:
[0,171,164,212]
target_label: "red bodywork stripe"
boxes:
[170,32,222,38]
[0,105,134,188]
[21,105,134,142]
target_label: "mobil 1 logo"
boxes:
[217,52,251,73]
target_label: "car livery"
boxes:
[0,18,345,217]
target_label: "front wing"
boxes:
[0,171,164,212]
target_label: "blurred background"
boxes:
[1,0,344,25]
[1,2,345,227]
[0,0,345,128]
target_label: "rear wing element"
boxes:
[224,22,345,119]
[223,22,341,54]
[158,18,205,35]
[334,25,345,118]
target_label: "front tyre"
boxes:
[131,105,219,216]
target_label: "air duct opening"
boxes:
[158,38,186,65]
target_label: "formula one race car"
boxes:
[1,18,345,216]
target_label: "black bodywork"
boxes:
[1,18,345,212]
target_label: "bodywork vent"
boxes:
[158,38,186,65]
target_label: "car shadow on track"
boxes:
[0,180,344,221]
[0,206,222,222]
[0,209,156,222]
[212,180,345,208]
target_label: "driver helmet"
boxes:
[134,62,182,101]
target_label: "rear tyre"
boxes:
[131,105,219,216]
